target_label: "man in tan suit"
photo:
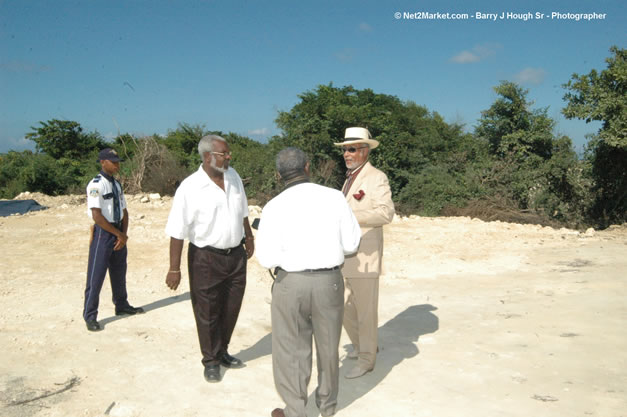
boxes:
[335,127,395,379]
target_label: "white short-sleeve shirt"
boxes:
[256,182,361,271]
[165,165,249,249]
[86,173,127,223]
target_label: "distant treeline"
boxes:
[1,47,624,229]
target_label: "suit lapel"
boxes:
[347,161,372,198]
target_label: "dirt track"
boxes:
[1,193,625,417]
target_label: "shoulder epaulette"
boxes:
[92,174,101,183]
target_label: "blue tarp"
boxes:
[0,200,48,217]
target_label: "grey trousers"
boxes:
[271,269,344,417]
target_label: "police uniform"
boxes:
[82,170,131,323]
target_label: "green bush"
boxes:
[0,151,86,198]
[396,163,473,215]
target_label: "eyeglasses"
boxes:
[342,146,367,153]
[210,151,231,157]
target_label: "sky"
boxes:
[0,0,624,154]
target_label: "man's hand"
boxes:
[167,238,184,290]
[166,271,182,290]
[114,233,128,251]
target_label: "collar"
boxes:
[346,160,368,177]
[99,170,115,182]
[284,177,310,190]
[195,165,230,189]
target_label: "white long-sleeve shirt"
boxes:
[256,182,361,271]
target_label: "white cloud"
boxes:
[359,22,372,32]
[451,51,480,63]
[248,128,269,136]
[513,67,547,85]
[104,131,117,141]
[450,43,502,64]
[1,136,34,152]
[334,48,354,63]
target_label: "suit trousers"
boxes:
[343,276,379,369]
[271,269,344,417]
[188,243,247,367]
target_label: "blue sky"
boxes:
[1,0,624,154]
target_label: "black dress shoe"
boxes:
[220,352,244,368]
[86,320,102,332]
[203,365,221,383]
[115,305,145,316]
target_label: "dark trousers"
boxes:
[188,243,247,367]
[83,225,129,321]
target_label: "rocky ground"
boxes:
[1,193,625,417]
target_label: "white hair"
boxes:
[198,135,227,157]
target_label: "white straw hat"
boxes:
[333,127,379,149]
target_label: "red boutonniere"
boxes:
[353,190,365,200]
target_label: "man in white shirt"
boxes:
[256,147,361,417]
[165,135,255,383]
[83,148,144,332]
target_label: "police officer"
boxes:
[83,148,144,332]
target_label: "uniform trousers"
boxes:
[188,243,247,367]
[343,277,379,369]
[83,224,129,322]
[271,269,344,417]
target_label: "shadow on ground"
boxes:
[321,303,439,415]
[99,292,190,327]
[242,303,439,415]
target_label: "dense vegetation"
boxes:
[1,47,624,229]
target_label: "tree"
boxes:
[25,119,107,160]
[274,83,477,214]
[118,136,188,196]
[473,81,588,225]
[3,120,107,196]
[562,46,626,149]
[475,81,554,159]
[222,132,277,203]
[163,123,208,170]
[562,46,627,226]
[0,151,77,197]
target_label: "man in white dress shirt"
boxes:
[165,135,255,383]
[256,147,361,417]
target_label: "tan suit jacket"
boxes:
[342,161,395,278]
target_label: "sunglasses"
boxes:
[342,146,367,153]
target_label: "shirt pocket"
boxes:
[228,189,245,212]
[194,192,224,225]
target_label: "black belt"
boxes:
[275,265,340,274]
[198,240,244,256]
[303,265,340,273]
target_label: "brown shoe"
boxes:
[271,408,286,417]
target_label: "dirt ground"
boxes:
[1,192,626,417]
